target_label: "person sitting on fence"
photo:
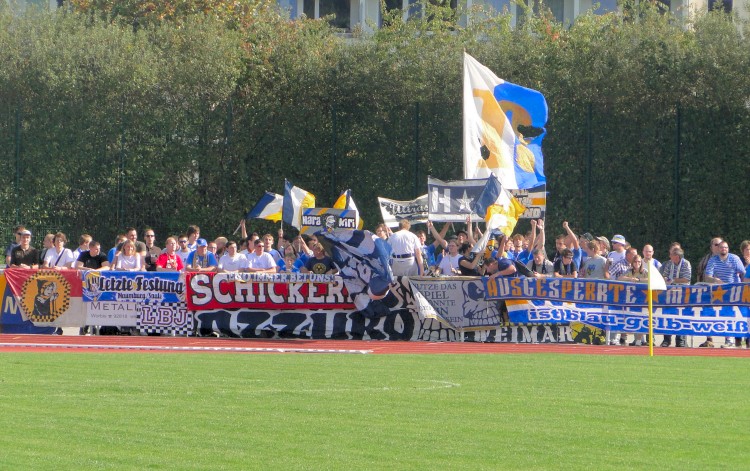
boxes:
[43,232,77,269]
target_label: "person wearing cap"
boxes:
[9,230,39,269]
[606,234,630,279]
[185,238,218,272]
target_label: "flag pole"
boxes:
[648,288,654,357]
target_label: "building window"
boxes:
[303,0,351,30]
[708,0,732,12]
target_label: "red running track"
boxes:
[0,334,748,357]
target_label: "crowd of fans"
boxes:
[4,220,337,277]
[376,218,750,349]
[6,218,749,348]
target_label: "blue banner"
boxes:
[484,277,750,308]
[505,299,748,337]
[82,271,184,304]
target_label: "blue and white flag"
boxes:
[463,52,548,189]
[283,180,316,229]
[247,192,283,222]
[318,229,394,318]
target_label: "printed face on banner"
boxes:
[19,271,72,323]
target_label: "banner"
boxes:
[484,277,750,307]
[427,177,545,222]
[137,302,193,336]
[485,278,750,336]
[81,271,184,304]
[186,272,354,311]
[4,268,85,327]
[506,299,748,337]
[409,277,503,330]
[378,195,429,227]
[86,301,140,327]
[300,208,359,234]
[0,272,58,333]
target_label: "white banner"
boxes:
[378,195,429,227]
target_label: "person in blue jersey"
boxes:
[705,240,746,348]
[185,238,218,273]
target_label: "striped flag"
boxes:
[246,192,283,222]
[282,180,316,229]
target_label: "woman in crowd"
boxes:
[458,243,482,276]
[115,240,142,271]
[618,254,649,346]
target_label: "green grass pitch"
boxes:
[0,352,747,470]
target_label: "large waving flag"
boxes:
[282,180,316,229]
[318,230,394,318]
[471,174,526,254]
[247,192,283,222]
[463,52,548,189]
[333,189,364,230]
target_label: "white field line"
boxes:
[0,342,372,354]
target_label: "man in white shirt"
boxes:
[218,241,249,273]
[246,239,277,273]
[387,219,424,276]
